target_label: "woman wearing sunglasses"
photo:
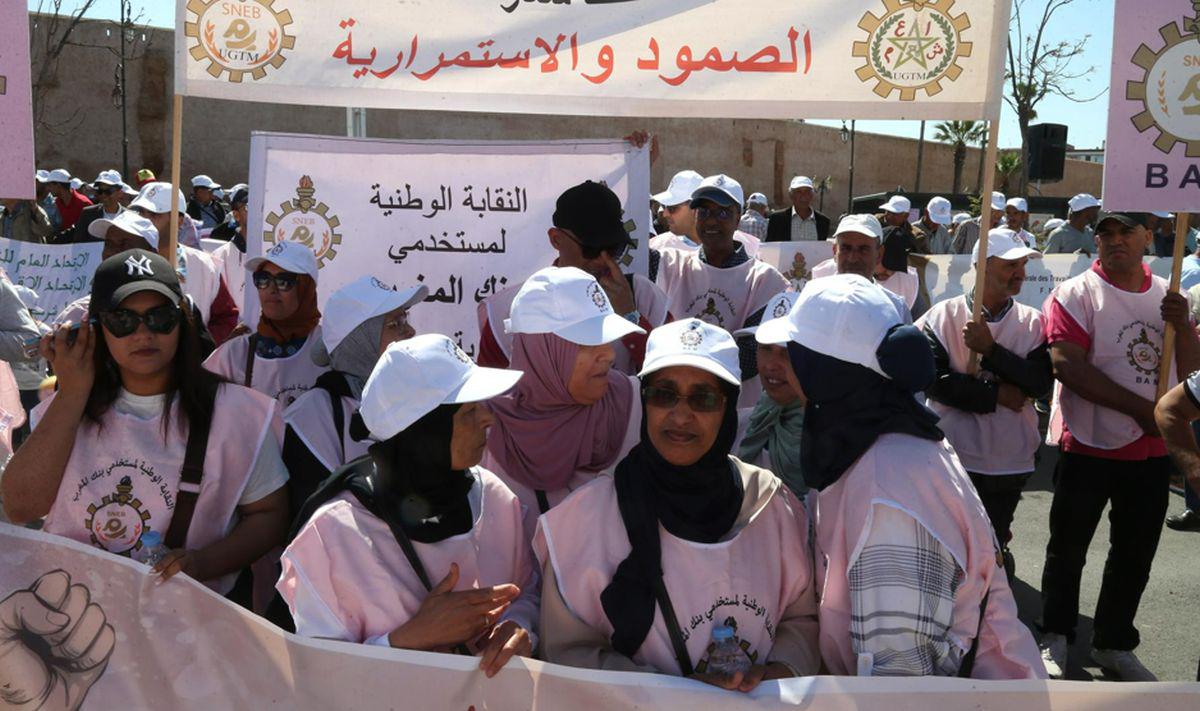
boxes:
[535,318,819,690]
[483,266,645,520]
[203,240,328,411]
[1,249,289,596]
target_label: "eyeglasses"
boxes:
[560,228,629,261]
[696,206,736,221]
[100,304,180,338]
[382,310,409,331]
[642,385,726,413]
[252,270,299,292]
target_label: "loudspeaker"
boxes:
[1027,123,1068,182]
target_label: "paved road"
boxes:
[1007,443,1200,682]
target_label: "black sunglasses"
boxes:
[560,228,629,261]
[642,384,726,413]
[93,186,117,196]
[696,206,737,221]
[253,270,299,292]
[100,304,180,338]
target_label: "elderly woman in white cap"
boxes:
[536,318,819,691]
[278,334,536,677]
[755,274,1043,679]
[281,276,428,519]
[483,266,644,518]
[204,241,328,410]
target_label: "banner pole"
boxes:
[1157,211,1190,399]
[166,93,183,269]
[967,118,1000,374]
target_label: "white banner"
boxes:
[0,238,103,323]
[175,0,1008,120]
[247,133,650,356]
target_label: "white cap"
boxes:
[1067,193,1100,213]
[191,175,221,189]
[69,178,83,191]
[1005,197,1028,212]
[834,214,883,240]
[93,170,122,187]
[972,227,1044,264]
[35,170,49,183]
[952,212,972,225]
[245,240,320,282]
[756,273,900,378]
[131,182,187,214]
[926,196,952,225]
[990,191,1006,211]
[321,276,429,354]
[734,290,798,337]
[361,334,522,441]
[46,169,71,183]
[652,170,704,207]
[87,210,159,250]
[120,182,138,197]
[788,176,815,191]
[690,174,744,209]
[747,192,768,207]
[1042,218,1067,233]
[213,188,226,200]
[505,266,645,346]
[639,318,741,386]
[880,195,911,215]
[1152,210,1174,219]
[227,183,248,197]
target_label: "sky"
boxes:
[30,0,1114,149]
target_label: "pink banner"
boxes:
[1103,0,1200,211]
[0,5,34,200]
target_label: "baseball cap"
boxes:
[926,196,952,225]
[120,182,138,197]
[756,273,900,378]
[652,170,704,207]
[35,170,49,183]
[689,174,744,209]
[1006,197,1028,212]
[69,178,84,191]
[972,227,1044,264]
[1042,218,1066,233]
[93,170,122,187]
[1151,210,1174,219]
[788,176,815,191]
[505,266,645,346]
[747,192,768,207]
[321,276,429,354]
[734,290,798,337]
[1067,193,1100,213]
[952,212,971,226]
[1096,211,1152,230]
[834,214,883,240]
[89,248,182,314]
[191,175,221,190]
[990,191,1006,211]
[361,334,523,441]
[639,318,741,386]
[553,181,630,250]
[132,182,187,215]
[136,168,156,186]
[46,169,71,184]
[245,240,320,282]
[879,195,911,215]
[87,210,159,250]
[229,186,250,208]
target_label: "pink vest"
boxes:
[878,267,919,310]
[1052,270,1176,449]
[916,296,1045,474]
[278,469,533,644]
[203,328,329,412]
[212,241,246,313]
[178,245,220,323]
[649,231,761,258]
[40,384,275,594]
[815,433,1044,679]
[534,461,814,676]
[0,360,25,460]
[282,388,368,473]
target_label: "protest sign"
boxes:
[2,524,1198,709]
[175,0,1009,121]
[0,4,35,199]
[757,242,837,290]
[0,237,103,323]
[246,133,650,356]
[1102,0,1200,211]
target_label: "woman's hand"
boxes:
[152,548,206,583]
[477,619,532,677]
[40,320,94,400]
[387,563,520,652]
[691,662,791,693]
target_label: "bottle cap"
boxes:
[140,530,162,547]
[711,625,734,641]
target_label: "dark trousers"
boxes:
[968,471,1032,547]
[1039,451,1170,650]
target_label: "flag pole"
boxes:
[166,93,183,269]
[967,118,1000,374]
[1157,212,1191,398]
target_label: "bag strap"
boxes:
[243,334,259,387]
[313,371,355,464]
[652,575,694,676]
[165,389,216,550]
[534,490,551,515]
[957,590,990,678]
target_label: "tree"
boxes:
[1005,0,1103,194]
[995,152,1023,196]
[933,121,984,195]
[29,0,100,135]
[974,124,989,193]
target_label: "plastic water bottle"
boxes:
[135,530,169,568]
[706,625,751,676]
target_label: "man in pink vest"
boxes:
[1038,211,1200,681]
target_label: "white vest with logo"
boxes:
[203,328,329,412]
[282,387,367,474]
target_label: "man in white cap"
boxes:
[34,170,62,233]
[916,228,1052,578]
[912,196,954,254]
[1045,193,1100,255]
[810,214,912,322]
[1003,198,1035,247]
[952,191,1006,255]
[738,192,770,240]
[65,170,125,245]
[44,169,91,233]
[656,174,788,408]
[187,175,227,231]
[766,175,830,242]
[648,170,704,252]
[877,195,913,231]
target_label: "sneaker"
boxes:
[1039,633,1068,679]
[1166,509,1200,531]
[1091,648,1158,681]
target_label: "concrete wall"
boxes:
[29,15,1102,217]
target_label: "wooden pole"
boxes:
[166,93,183,269]
[1157,211,1191,399]
[967,118,1001,374]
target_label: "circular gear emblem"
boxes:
[1127,21,1200,156]
[1127,327,1161,376]
[853,0,973,101]
[264,175,343,268]
[184,0,295,83]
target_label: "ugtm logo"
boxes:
[184,0,295,82]
[853,0,973,101]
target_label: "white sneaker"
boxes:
[1090,648,1158,681]
[1039,633,1068,679]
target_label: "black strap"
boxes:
[165,389,216,550]
[652,576,694,676]
[957,591,990,678]
[535,490,551,515]
[244,333,259,387]
[313,371,355,464]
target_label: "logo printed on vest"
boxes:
[1121,321,1163,381]
[83,475,152,554]
[684,289,737,328]
[125,254,154,277]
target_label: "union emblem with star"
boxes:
[853,0,972,101]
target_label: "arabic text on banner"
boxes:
[0,238,103,323]
[0,4,35,199]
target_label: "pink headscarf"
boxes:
[486,332,633,492]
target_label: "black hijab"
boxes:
[600,379,743,660]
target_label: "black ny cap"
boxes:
[1096,211,1152,230]
[90,248,182,314]
[552,181,630,250]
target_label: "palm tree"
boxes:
[995,152,1023,196]
[933,121,984,195]
[974,124,988,193]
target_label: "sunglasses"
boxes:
[100,304,180,338]
[696,206,737,221]
[94,186,116,196]
[642,384,726,413]
[252,270,299,292]
[560,229,629,261]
